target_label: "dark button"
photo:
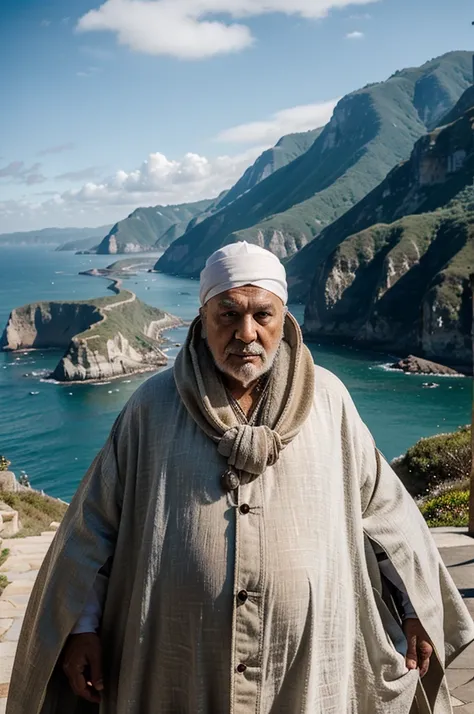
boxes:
[236,663,247,673]
[239,503,250,515]
[237,590,248,603]
[221,468,240,492]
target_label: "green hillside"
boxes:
[95,199,214,254]
[156,51,472,278]
[296,99,474,370]
[215,128,323,210]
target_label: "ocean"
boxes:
[0,245,471,502]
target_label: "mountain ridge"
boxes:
[0,225,112,247]
[156,51,472,278]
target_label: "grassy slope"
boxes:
[74,296,169,356]
[305,204,473,325]
[156,51,472,276]
[288,103,474,302]
[216,128,323,211]
[1,491,68,537]
[96,199,214,254]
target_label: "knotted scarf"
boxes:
[173,312,315,478]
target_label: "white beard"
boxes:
[211,342,280,388]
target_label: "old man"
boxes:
[7,242,474,714]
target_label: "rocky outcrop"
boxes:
[0,502,20,537]
[1,291,181,382]
[390,355,461,375]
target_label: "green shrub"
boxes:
[1,491,68,538]
[0,574,8,596]
[419,489,469,527]
[392,426,471,497]
[0,549,9,596]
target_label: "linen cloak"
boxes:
[6,365,474,714]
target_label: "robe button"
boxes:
[236,663,247,673]
[239,503,250,515]
[237,589,248,603]
[221,468,240,492]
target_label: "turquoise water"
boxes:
[0,246,471,501]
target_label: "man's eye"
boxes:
[257,312,271,318]
[222,311,237,318]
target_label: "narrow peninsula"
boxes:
[0,283,181,382]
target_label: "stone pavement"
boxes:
[0,528,473,713]
[0,530,56,714]
[431,528,474,712]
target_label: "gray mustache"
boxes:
[226,342,264,356]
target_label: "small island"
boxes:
[0,283,181,382]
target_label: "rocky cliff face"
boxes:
[0,302,103,351]
[1,294,181,382]
[299,100,474,371]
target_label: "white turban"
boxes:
[199,242,288,306]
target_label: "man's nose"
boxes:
[235,315,257,344]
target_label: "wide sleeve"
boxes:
[6,399,138,714]
[339,382,474,670]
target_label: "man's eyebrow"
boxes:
[218,298,240,308]
[254,303,274,311]
[217,299,275,311]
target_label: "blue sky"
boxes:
[0,0,472,233]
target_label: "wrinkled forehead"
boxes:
[206,285,284,312]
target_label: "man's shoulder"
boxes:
[312,364,349,400]
[126,366,178,413]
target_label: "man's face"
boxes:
[201,286,285,388]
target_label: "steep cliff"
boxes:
[0,291,181,382]
[297,100,474,371]
[156,51,472,278]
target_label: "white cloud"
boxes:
[0,161,47,185]
[61,147,264,205]
[0,147,264,231]
[216,99,337,144]
[346,30,364,38]
[56,166,105,182]
[77,0,379,59]
[40,19,51,27]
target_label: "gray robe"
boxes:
[6,365,474,714]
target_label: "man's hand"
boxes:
[403,618,433,678]
[62,633,104,703]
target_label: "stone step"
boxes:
[0,556,47,573]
